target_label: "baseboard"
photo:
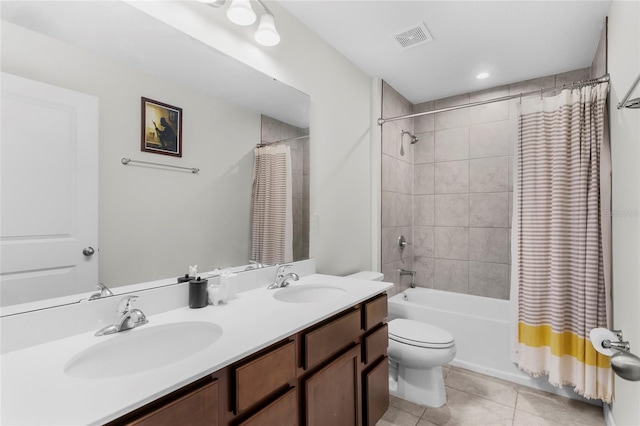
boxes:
[604,403,616,426]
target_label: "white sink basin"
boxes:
[64,321,223,379]
[274,285,347,303]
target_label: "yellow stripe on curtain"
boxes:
[518,323,610,369]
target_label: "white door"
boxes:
[1,73,98,307]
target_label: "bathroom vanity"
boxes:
[109,293,388,426]
[0,271,392,426]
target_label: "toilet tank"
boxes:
[345,271,384,281]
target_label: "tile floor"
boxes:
[376,366,605,426]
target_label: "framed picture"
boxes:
[141,97,182,157]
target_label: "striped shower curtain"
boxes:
[250,144,293,265]
[515,82,613,402]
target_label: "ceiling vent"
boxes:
[393,23,433,50]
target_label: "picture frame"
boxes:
[141,97,182,157]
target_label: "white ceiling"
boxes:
[278,0,611,103]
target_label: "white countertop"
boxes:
[1,274,392,425]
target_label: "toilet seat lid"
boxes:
[388,319,455,349]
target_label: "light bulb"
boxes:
[476,72,490,80]
[255,13,280,46]
[227,0,256,26]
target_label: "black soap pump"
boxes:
[189,276,208,309]
[177,274,191,283]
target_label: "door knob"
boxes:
[82,247,95,256]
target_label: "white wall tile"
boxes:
[435,227,468,260]
[469,261,509,299]
[435,160,469,194]
[414,194,435,226]
[469,157,508,193]
[470,121,509,159]
[435,194,469,227]
[469,227,509,263]
[469,192,508,227]
[435,127,469,162]
[414,163,435,194]
[414,131,435,164]
[434,259,469,294]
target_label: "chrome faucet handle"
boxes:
[280,272,299,288]
[116,295,139,313]
[88,283,113,300]
[276,264,293,278]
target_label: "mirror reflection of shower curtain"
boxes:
[250,145,293,265]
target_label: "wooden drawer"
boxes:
[363,294,387,331]
[363,357,389,426]
[363,323,388,365]
[303,308,361,370]
[127,380,218,426]
[235,341,296,414]
[238,387,298,426]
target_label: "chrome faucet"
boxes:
[267,264,299,289]
[95,295,148,336]
[88,282,113,300]
[398,268,417,288]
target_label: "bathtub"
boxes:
[387,287,597,401]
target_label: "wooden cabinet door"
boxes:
[126,380,218,426]
[305,346,361,426]
[363,357,389,426]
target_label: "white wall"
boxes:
[608,1,640,425]
[127,1,376,276]
[1,21,259,287]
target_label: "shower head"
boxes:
[401,130,419,144]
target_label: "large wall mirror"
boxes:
[0,1,310,314]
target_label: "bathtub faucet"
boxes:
[398,269,416,288]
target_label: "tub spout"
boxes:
[398,268,416,287]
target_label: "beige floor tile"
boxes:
[390,394,427,418]
[416,419,440,426]
[377,405,421,426]
[516,387,604,426]
[445,368,518,408]
[421,387,515,426]
[513,409,566,426]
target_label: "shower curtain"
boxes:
[512,82,613,402]
[250,144,293,265]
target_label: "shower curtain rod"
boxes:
[377,74,610,125]
[256,134,308,148]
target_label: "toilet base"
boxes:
[389,362,447,408]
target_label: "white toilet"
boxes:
[346,271,457,408]
[387,318,455,407]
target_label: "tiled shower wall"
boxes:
[381,82,414,295]
[261,115,310,261]
[381,67,591,299]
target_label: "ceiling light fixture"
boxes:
[211,0,280,46]
[226,0,256,26]
[476,72,490,80]
[198,0,226,7]
[255,12,280,46]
